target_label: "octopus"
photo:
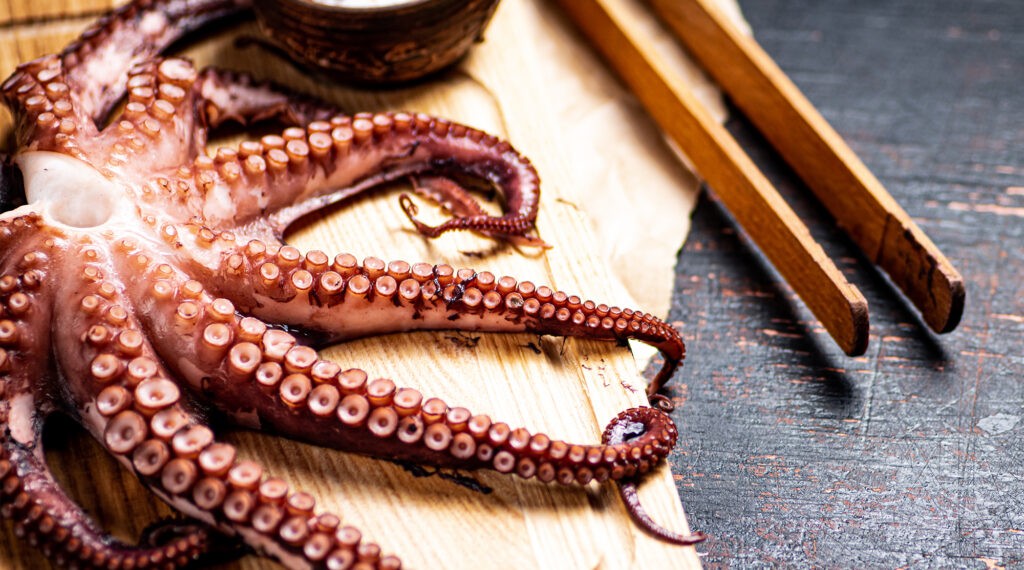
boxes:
[0,0,700,568]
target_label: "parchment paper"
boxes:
[478,0,750,368]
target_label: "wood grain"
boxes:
[0,0,116,25]
[0,2,701,569]
[556,0,869,356]
[648,0,965,334]
[669,0,1024,567]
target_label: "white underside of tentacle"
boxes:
[6,393,36,446]
[15,151,137,230]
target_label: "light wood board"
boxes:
[0,1,703,568]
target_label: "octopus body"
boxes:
[0,1,698,568]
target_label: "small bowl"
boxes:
[253,0,502,84]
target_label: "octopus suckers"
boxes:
[0,0,699,563]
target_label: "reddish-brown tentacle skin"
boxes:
[50,250,398,568]
[187,71,548,246]
[62,0,253,125]
[114,256,678,486]
[0,435,211,569]
[0,223,211,569]
[217,106,544,240]
[191,68,342,154]
[403,175,551,247]
[118,257,684,545]
[602,411,707,545]
[164,224,684,396]
[0,0,695,567]
[410,175,491,219]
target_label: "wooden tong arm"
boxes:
[557,0,869,355]
[648,0,964,333]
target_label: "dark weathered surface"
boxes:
[666,0,1024,567]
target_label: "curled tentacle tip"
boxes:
[399,192,548,249]
[398,193,442,237]
[398,192,422,223]
[398,192,419,217]
[618,479,706,546]
[649,393,675,413]
[601,405,677,448]
[602,407,698,545]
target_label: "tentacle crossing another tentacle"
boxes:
[0,0,701,564]
[0,427,213,569]
[98,243,689,548]
[0,234,211,569]
[50,243,400,569]
[117,246,679,481]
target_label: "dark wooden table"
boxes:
[665,0,1023,567]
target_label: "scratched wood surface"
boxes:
[0,1,702,569]
[667,0,1024,567]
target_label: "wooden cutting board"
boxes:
[0,1,702,568]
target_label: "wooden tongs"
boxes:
[556,0,964,355]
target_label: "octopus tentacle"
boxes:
[176,66,541,244]
[174,110,543,243]
[193,67,340,139]
[50,246,401,569]
[404,175,550,247]
[120,268,688,544]
[60,0,252,125]
[165,228,684,395]
[129,405,402,570]
[1,55,91,156]
[0,430,210,569]
[98,57,203,176]
[0,0,256,162]
[97,384,402,568]
[2,53,202,174]
[602,413,706,545]
[186,66,342,179]
[410,175,490,219]
[0,246,208,569]
[116,256,679,488]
